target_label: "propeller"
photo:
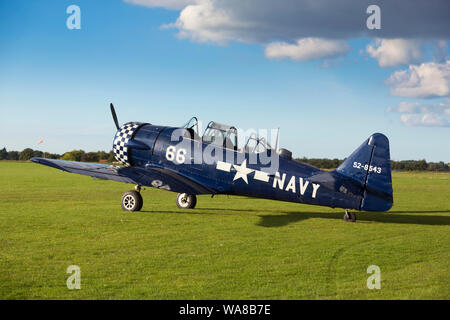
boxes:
[110,103,120,130]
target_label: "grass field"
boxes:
[0,161,449,299]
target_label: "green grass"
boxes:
[0,161,449,299]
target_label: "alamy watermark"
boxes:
[66,5,81,30]
[168,122,281,173]
[66,265,81,290]
[366,5,381,30]
[366,265,381,290]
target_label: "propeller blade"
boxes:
[110,103,120,130]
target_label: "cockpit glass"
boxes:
[182,119,272,153]
[202,121,238,150]
[182,117,199,135]
[244,133,272,153]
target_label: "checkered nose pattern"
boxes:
[113,122,141,166]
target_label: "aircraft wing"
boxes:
[30,158,215,195]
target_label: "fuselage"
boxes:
[121,124,364,211]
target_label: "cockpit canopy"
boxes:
[203,121,238,150]
[182,117,273,153]
[243,132,272,153]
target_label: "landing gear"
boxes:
[176,193,197,209]
[344,210,356,222]
[121,190,143,212]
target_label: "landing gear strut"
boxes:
[121,186,143,212]
[176,193,197,209]
[344,209,356,222]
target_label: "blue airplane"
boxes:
[31,104,393,222]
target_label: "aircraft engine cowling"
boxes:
[112,122,147,166]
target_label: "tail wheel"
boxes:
[176,193,197,209]
[121,190,143,212]
[344,210,356,222]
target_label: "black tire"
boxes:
[176,193,197,209]
[121,190,143,212]
[344,211,356,222]
[136,192,143,211]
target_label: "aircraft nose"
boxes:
[112,122,144,166]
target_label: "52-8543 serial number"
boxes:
[353,162,382,174]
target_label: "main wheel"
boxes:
[344,210,356,222]
[176,193,197,209]
[121,190,143,212]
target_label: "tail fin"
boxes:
[335,133,393,211]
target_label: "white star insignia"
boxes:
[233,159,253,184]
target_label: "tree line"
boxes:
[0,148,115,163]
[296,157,449,172]
[1,147,449,171]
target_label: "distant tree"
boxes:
[0,147,7,160]
[332,158,342,168]
[32,150,43,158]
[427,161,449,172]
[417,159,427,171]
[61,153,73,161]
[296,157,345,169]
[82,152,100,162]
[46,153,61,159]
[19,148,34,161]
[107,150,115,163]
[61,150,85,161]
[7,150,19,160]
[98,151,109,161]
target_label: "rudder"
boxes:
[335,133,393,211]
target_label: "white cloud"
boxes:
[166,0,252,44]
[388,100,450,127]
[395,101,450,114]
[366,39,424,67]
[264,38,350,61]
[399,113,449,127]
[385,61,450,98]
[124,0,197,10]
[434,40,448,63]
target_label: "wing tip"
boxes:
[30,157,67,172]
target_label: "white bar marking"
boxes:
[216,161,232,172]
[254,170,269,182]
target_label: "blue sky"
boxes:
[0,0,449,161]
